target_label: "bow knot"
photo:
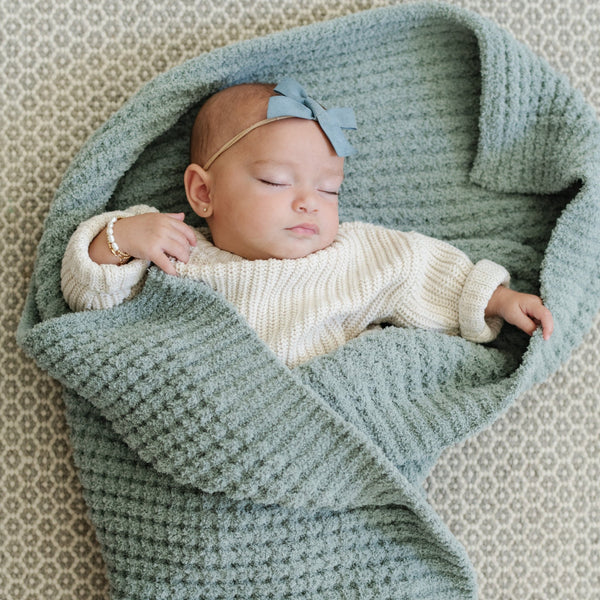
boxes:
[267,77,357,157]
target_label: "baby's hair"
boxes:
[190,82,276,166]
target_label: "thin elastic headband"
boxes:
[202,116,292,170]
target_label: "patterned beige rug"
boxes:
[3,0,599,598]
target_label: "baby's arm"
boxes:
[365,225,553,343]
[485,285,554,340]
[89,212,197,275]
[61,207,197,312]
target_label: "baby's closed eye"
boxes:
[259,179,288,187]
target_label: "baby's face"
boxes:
[202,118,344,260]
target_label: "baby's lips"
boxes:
[286,223,319,235]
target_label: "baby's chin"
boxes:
[267,242,333,260]
[236,242,331,261]
[213,228,338,260]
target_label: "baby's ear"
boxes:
[184,163,213,217]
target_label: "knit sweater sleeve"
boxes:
[61,204,158,312]
[360,225,510,343]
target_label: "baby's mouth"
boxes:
[286,223,319,235]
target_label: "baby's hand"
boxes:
[90,212,197,275]
[485,286,554,340]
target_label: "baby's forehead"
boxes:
[236,118,346,176]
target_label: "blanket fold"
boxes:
[20,270,451,509]
[17,3,600,598]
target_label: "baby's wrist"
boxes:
[106,216,132,265]
[484,284,511,319]
[89,219,131,266]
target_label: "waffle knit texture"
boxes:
[17,2,600,599]
[61,213,510,366]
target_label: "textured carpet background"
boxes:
[2,0,599,599]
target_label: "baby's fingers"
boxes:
[526,302,554,340]
[510,310,539,337]
[165,213,198,247]
[521,296,554,340]
[164,212,185,220]
[151,252,178,276]
[163,235,194,264]
[147,235,194,275]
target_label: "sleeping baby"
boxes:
[61,77,553,367]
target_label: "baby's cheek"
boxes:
[323,212,340,243]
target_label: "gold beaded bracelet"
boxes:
[106,216,132,265]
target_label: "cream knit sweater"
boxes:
[61,205,509,367]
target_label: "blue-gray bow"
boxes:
[267,77,357,157]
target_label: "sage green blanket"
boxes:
[17,3,600,598]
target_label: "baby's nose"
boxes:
[293,191,319,212]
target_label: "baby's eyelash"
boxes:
[259,179,284,187]
[259,179,339,195]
